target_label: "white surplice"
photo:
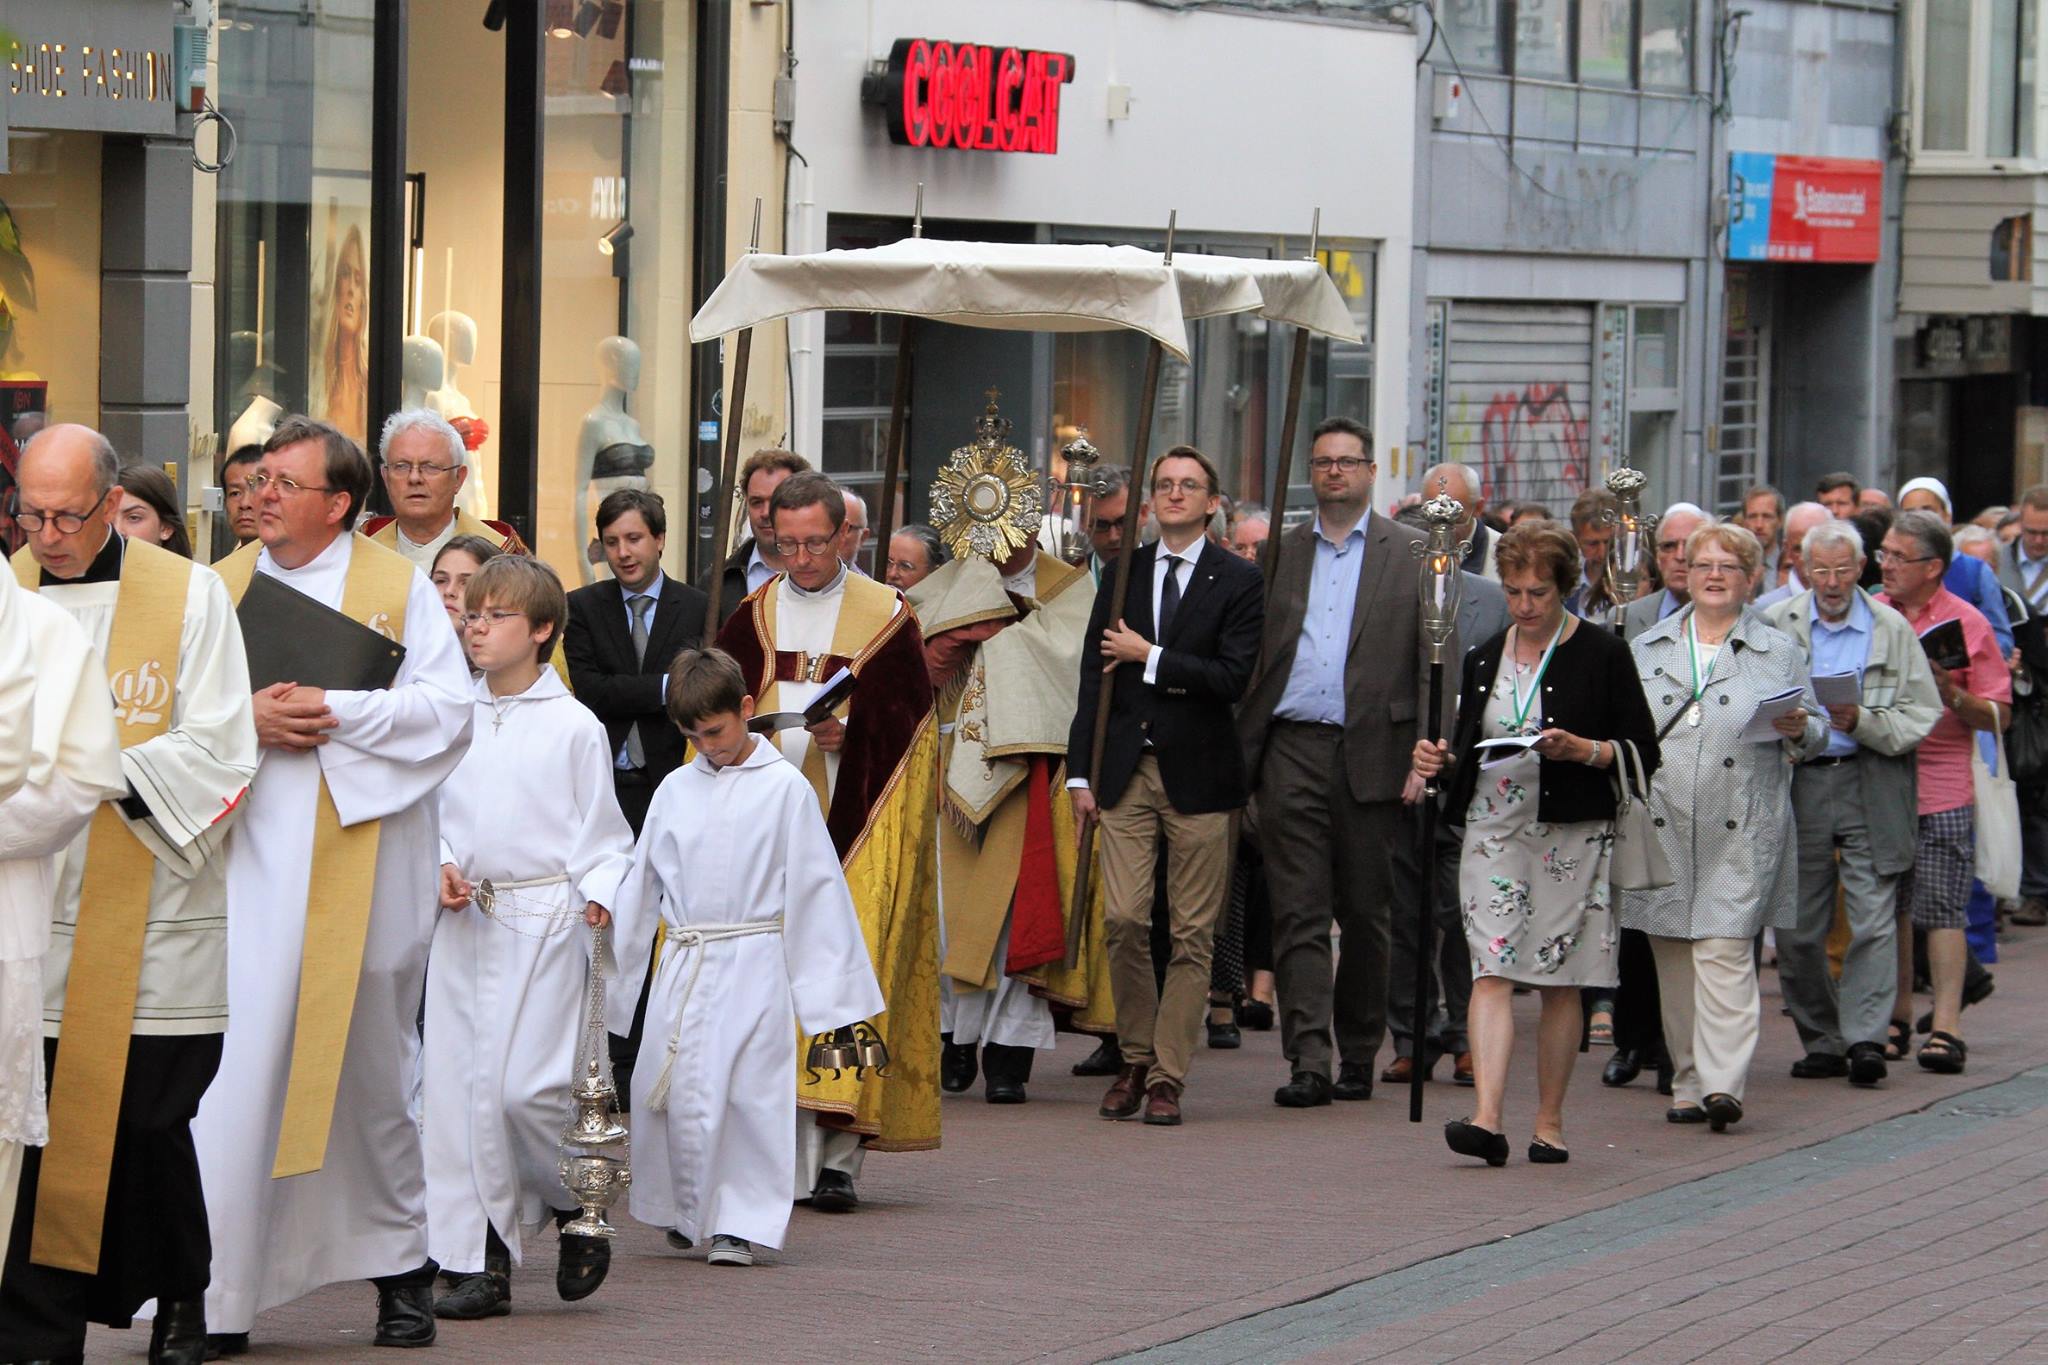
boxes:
[34,541,258,1036]
[609,737,883,1250]
[0,590,124,1269]
[196,534,472,1334]
[424,667,633,1274]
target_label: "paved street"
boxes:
[88,929,2048,1363]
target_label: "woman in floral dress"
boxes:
[1414,524,1659,1166]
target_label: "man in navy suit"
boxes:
[563,489,708,1102]
[1068,446,1263,1126]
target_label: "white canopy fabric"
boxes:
[687,239,1361,360]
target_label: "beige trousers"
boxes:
[1098,756,1231,1093]
[1648,935,1760,1104]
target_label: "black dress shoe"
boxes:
[1703,1092,1744,1132]
[433,1272,509,1320]
[1331,1061,1373,1101]
[982,1043,1034,1104]
[151,1297,209,1365]
[940,1034,978,1093]
[1601,1048,1643,1086]
[1666,1104,1707,1124]
[1072,1035,1121,1076]
[1847,1040,1888,1088]
[205,1332,250,1359]
[810,1168,859,1212]
[1528,1137,1570,1164]
[1273,1070,1332,1107]
[1790,1051,1849,1079]
[556,1223,612,1301]
[1236,999,1275,1031]
[1206,1017,1242,1049]
[373,1283,437,1348]
[1444,1118,1508,1167]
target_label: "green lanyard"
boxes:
[1507,621,1564,732]
[1686,616,1721,716]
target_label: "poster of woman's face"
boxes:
[309,178,371,449]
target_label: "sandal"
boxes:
[1917,1030,1967,1074]
[1588,1013,1614,1047]
[1884,1019,1912,1062]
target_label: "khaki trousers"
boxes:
[1098,755,1231,1093]
[1648,935,1760,1104]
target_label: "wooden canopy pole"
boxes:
[872,185,924,566]
[1067,210,1176,968]
[703,197,764,633]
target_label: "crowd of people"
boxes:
[0,398,2036,1364]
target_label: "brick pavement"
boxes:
[84,928,2048,1363]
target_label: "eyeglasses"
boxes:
[772,536,839,558]
[1874,548,1936,567]
[12,486,112,534]
[1806,565,1861,582]
[246,473,337,498]
[1307,456,1371,474]
[1151,478,1211,496]
[1687,561,1744,578]
[384,460,459,480]
[1090,516,1122,533]
[459,609,526,630]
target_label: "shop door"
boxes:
[1716,269,1769,516]
[1439,301,1595,508]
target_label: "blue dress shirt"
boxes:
[1273,517,1367,725]
[615,571,666,770]
[1808,592,1872,759]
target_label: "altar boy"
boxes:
[610,648,883,1267]
[428,555,635,1319]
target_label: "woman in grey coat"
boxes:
[1621,522,1827,1131]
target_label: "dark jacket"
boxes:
[1067,539,1264,814]
[700,538,756,637]
[1441,620,1661,824]
[563,573,709,785]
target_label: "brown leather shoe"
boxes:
[1099,1063,1147,1119]
[1142,1082,1182,1126]
[1379,1055,1415,1084]
[1452,1052,1475,1086]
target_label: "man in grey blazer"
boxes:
[1618,502,1707,639]
[1993,485,2048,925]
[1239,416,1430,1107]
[1767,520,1940,1085]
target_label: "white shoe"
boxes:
[706,1235,754,1267]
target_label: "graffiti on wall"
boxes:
[1444,382,1590,508]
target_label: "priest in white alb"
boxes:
[0,425,257,1365]
[0,574,124,1290]
[194,415,473,1354]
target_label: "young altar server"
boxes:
[427,554,635,1318]
[610,647,884,1267]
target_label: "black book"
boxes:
[747,667,857,733]
[1918,617,1969,673]
[238,571,407,692]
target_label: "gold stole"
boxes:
[756,575,900,820]
[212,534,413,1177]
[12,540,191,1273]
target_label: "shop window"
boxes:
[1625,304,1682,501]
[1432,0,1691,91]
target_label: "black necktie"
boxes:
[1158,555,1182,642]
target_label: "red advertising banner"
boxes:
[1728,153,1883,264]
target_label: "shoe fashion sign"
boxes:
[1727,152,1883,264]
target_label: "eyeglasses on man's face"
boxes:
[1307,456,1371,474]
[1874,547,1936,568]
[1151,478,1211,496]
[246,473,337,499]
[459,609,527,631]
[772,536,839,558]
[11,485,111,534]
[385,460,459,481]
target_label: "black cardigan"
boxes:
[1440,620,1661,824]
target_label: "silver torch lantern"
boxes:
[558,920,630,1238]
[1049,433,1110,567]
[1412,482,1470,668]
[1603,464,1657,609]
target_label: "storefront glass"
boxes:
[213,0,378,455]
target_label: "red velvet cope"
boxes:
[1006,756,1066,974]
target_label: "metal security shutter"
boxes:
[1439,302,1596,508]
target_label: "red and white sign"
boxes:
[878,38,1075,155]
[1728,153,1883,264]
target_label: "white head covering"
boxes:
[1897,477,1953,520]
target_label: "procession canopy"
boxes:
[688,238,1363,357]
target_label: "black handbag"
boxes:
[2008,686,2048,793]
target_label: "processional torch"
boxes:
[1408,482,1469,1124]
[1603,463,1656,638]
[558,920,631,1236]
[1047,433,1113,567]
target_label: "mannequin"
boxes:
[427,311,488,518]
[400,335,445,411]
[576,336,652,584]
[225,395,281,460]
